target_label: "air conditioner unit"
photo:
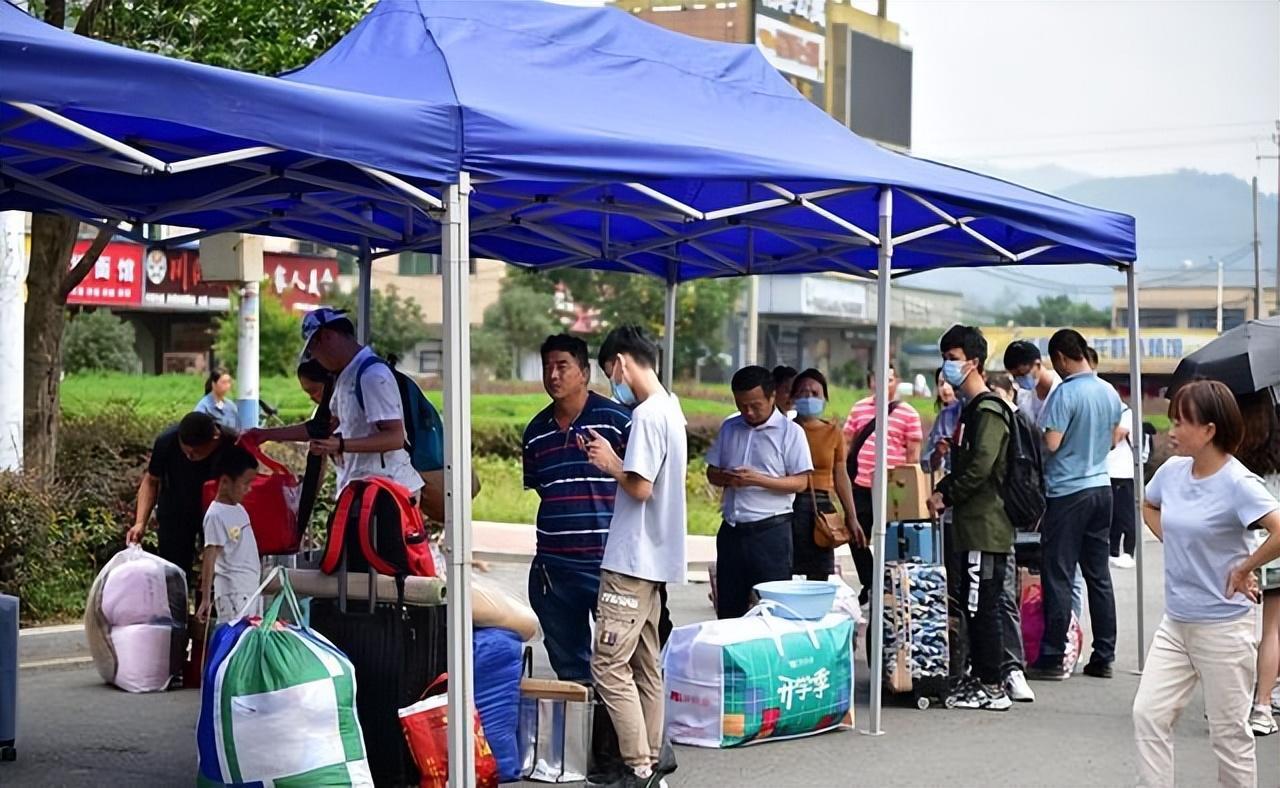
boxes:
[199,234,264,282]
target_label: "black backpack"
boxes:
[975,393,1046,532]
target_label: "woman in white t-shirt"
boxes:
[1133,380,1280,788]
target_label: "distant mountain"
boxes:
[906,168,1279,312]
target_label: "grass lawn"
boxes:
[473,455,723,535]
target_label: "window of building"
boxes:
[1137,309,1178,328]
[399,252,440,276]
[418,347,442,375]
[1189,308,1246,330]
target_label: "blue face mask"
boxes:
[1016,372,1038,391]
[941,359,969,388]
[793,397,825,418]
[611,379,637,407]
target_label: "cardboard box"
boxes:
[886,466,931,521]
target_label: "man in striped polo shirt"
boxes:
[842,362,923,604]
[523,334,632,683]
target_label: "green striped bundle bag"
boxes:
[197,570,372,786]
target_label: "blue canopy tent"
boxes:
[2,0,1141,781]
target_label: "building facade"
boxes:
[1111,284,1278,332]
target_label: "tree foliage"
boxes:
[476,275,563,379]
[62,310,141,375]
[330,285,432,363]
[90,0,368,76]
[999,295,1112,328]
[504,270,742,378]
[213,291,302,378]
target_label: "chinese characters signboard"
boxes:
[66,241,144,307]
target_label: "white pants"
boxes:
[1133,614,1258,788]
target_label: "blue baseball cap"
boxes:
[299,307,353,361]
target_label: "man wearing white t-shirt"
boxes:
[1004,340,1061,426]
[246,307,423,499]
[582,325,685,788]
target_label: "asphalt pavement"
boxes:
[7,538,1279,787]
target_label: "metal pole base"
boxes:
[859,728,886,737]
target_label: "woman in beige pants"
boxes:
[1134,381,1280,788]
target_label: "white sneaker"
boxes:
[1110,554,1136,569]
[1004,670,1036,703]
[1250,705,1278,736]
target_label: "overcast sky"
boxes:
[878,0,1280,194]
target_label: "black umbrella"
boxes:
[1169,316,1280,395]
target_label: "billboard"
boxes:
[979,326,1219,376]
[66,241,144,307]
[836,28,913,149]
[754,0,825,106]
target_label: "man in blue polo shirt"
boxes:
[523,334,632,683]
[1028,329,1122,682]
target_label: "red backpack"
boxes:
[320,477,435,579]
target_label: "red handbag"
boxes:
[201,437,301,555]
[399,673,499,788]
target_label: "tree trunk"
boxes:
[23,214,77,478]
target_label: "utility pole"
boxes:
[1254,176,1263,318]
[1215,255,1223,334]
[1259,120,1280,318]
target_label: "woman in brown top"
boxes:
[790,369,866,580]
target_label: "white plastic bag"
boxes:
[85,545,187,692]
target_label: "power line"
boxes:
[925,119,1276,147]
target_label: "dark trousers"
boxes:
[1001,547,1025,676]
[157,518,199,582]
[1037,486,1117,667]
[715,513,794,619]
[947,549,1009,686]
[1109,478,1137,557]
[850,485,875,594]
[791,490,837,581]
[528,557,601,683]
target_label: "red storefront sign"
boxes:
[265,253,339,311]
[66,241,145,307]
[65,240,337,312]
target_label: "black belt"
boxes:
[726,512,792,529]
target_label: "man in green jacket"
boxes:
[928,325,1015,712]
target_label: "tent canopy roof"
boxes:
[1,0,1135,277]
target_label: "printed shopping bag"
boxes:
[197,568,371,786]
[398,673,499,788]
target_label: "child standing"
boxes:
[196,446,262,623]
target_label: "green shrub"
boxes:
[0,472,54,598]
[63,309,141,374]
[214,291,304,378]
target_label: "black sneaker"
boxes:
[1082,659,1113,679]
[1026,662,1071,681]
[947,679,1012,711]
[653,741,678,779]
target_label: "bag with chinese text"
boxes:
[662,604,854,748]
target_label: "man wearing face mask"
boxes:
[1004,340,1061,427]
[581,325,686,788]
[927,325,1016,711]
[706,366,814,618]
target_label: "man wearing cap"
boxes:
[245,307,423,500]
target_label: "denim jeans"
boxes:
[528,556,601,683]
[1038,486,1117,667]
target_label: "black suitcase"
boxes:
[308,495,447,787]
[310,598,446,787]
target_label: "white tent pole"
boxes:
[443,172,476,788]
[865,187,893,736]
[0,211,26,472]
[663,277,677,390]
[1126,264,1146,672]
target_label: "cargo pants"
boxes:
[591,570,663,770]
